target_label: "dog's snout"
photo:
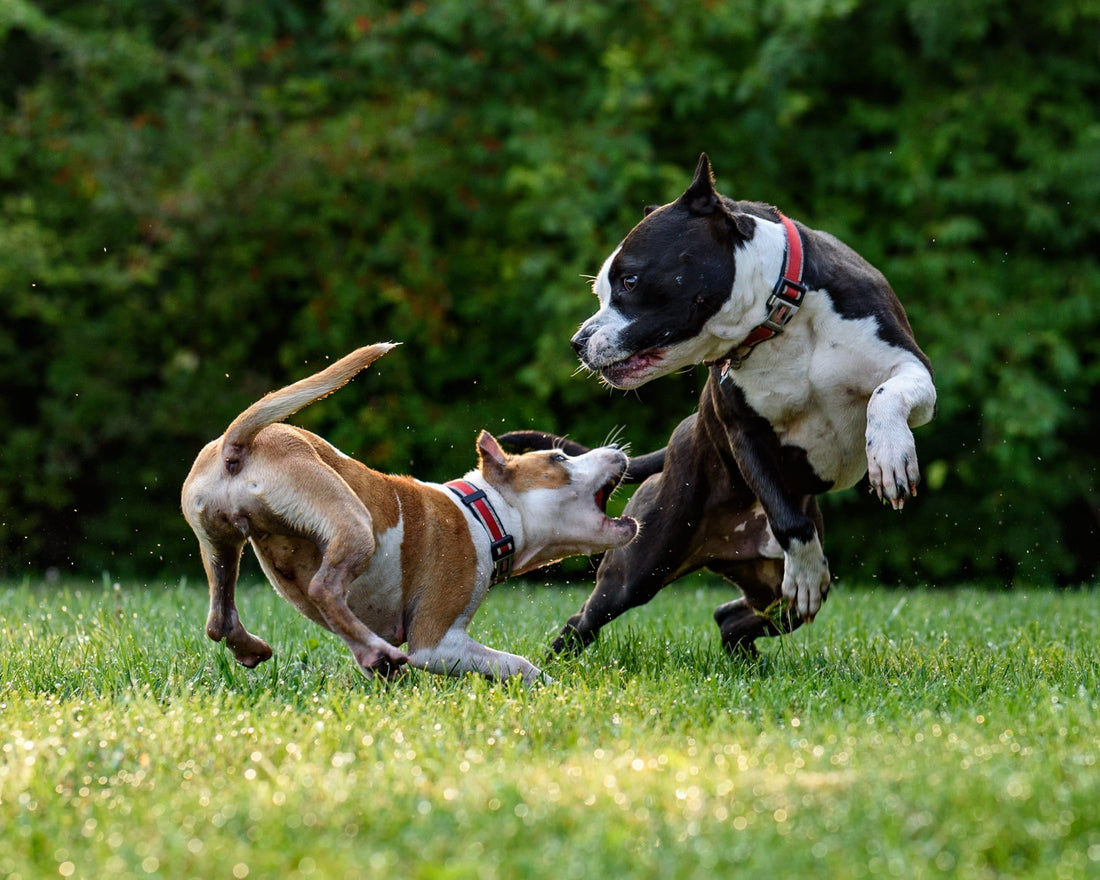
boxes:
[570,330,587,356]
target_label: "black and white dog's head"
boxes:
[572,154,786,389]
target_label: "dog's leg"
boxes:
[711,554,806,656]
[255,463,409,678]
[552,468,704,655]
[866,362,937,510]
[408,630,550,686]
[200,540,273,668]
[305,549,409,678]
[710,498,822,654]
[713,597,803,657]
[713,386,832,622]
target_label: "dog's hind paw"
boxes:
[215,622,273,668]
[354,645,409,679]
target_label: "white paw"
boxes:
[866,421,920,510]
[781,537,831,621]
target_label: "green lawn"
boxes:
[2,576,1098,879]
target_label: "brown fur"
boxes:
[507,454,572,493]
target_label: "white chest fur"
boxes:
[730,293,930,492]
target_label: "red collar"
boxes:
[712,211,807,379]
[445,480,515,584]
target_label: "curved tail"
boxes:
[222,342,397,471]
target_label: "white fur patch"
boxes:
[592,245,620,307]
[781,534,830,620]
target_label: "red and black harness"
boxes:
[444,479,516,584]
[711,211,807,379]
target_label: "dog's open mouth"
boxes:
[600,348,665,389]
[594,479,616,514]
[586,465,639,544]
[596,468,636,525]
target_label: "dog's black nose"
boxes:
[570,330,587,355]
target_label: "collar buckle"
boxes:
[761,278,807,334]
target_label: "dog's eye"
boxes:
[550,453,567,463]
[622,275,638,292]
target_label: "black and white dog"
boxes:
[503,154,935,655]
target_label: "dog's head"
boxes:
[572,153,772,389]
[474,431,638,572]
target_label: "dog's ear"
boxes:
[476,430,509,478]
[643,204,661,217]
[728,211,757,241]
[679,153,722,216]
[679,153,755,241]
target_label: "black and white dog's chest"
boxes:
[722,289,927,492]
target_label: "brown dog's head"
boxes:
[475,431,638,573]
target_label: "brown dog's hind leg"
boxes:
[200,541,274,668]
[305,546,409,678]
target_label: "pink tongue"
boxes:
[595,488,608,510]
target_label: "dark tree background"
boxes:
[1,0,1098,586]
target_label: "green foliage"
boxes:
[0,0,1097,583]
[2,579,1100,878]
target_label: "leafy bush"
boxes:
[1,0,1097,585]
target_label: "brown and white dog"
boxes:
[181,343,638,684]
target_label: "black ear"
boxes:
[676,154,754,242]
[678,153,722,216]
[642,204,661,217]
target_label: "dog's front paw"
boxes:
[866,421,920,510]
[781,537,830,621]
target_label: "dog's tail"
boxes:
[498,430,666,485]
[221,342,397,473]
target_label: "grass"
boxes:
[2,574,1099,879]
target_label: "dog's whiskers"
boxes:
[603,426,630,452]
